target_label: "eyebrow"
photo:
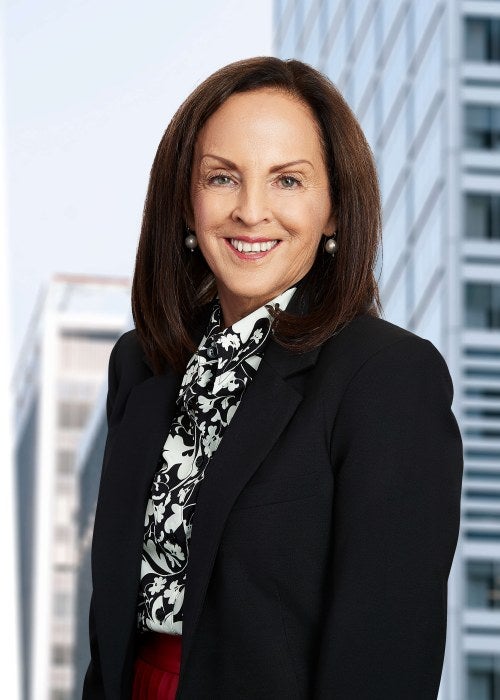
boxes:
[199,154,314,172]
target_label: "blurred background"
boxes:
[1,0,498,698]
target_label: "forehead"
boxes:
[193,88,324,162]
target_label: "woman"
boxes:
[83,57,463,699]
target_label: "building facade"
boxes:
[274,1,498,698]
[14,274,129,700]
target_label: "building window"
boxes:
[468,654,500,700]
[57,450,74,475]
[466,387,500,400]
[465,17,500,62]
[57,401,92,429]
[51,644,72,666]
[468,561,500,609]
[465,282,500,329]
[54,525,71,543]
[466,193,500,239]
[466,407,500,419]
[465,105,500,150]
[53,591,71,618]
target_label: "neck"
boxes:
[217,290,279,329]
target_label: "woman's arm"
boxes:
[81,334,123,699]
[314,336,463,700]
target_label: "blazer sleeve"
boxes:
[313,336,463,700]
[82,335,123,700]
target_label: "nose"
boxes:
[231,180,272,227]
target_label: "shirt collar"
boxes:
[178,286,297,407]
[208,285,297,347]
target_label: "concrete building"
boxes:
[274,1,498,698]
[14,274,129,700]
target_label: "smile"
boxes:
[229,238,279,253]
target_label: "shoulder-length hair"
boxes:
[132,56,382,374]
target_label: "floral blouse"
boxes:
[137,287,296,635]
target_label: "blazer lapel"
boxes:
[179,338,321,677]
[94,303,214,694]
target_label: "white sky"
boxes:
[0,7,20,695]
[4,0,273,366]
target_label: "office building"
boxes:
[14,274,129,700]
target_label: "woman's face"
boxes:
[189,88,335,326]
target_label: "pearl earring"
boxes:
[185,228,198,251]
[324,233,337,257]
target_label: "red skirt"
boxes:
[132,632,182,700]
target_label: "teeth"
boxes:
[230,239,278,253]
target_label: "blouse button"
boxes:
[206,345,217,359]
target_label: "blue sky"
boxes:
[4,0,273,364]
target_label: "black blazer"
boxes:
[83,308,463,700]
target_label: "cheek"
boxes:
[277,200,326,248]
[280,194,328,226]
[192,191,228,229]
[307,192,332,223]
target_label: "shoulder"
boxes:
[109,328,153,388]
[316,313,453,409]
[326,312,450,377]
[327,315,462,484]
[330,313,454,413]
[333,312,431,355]
[111,328,145,365]
[105,329,155,426]
[353,313,450,381]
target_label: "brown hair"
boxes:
[132,56,382,374]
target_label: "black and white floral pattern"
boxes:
[137,287,296,634]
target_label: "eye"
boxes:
[209,173,233,186]
[278,174,301,189]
